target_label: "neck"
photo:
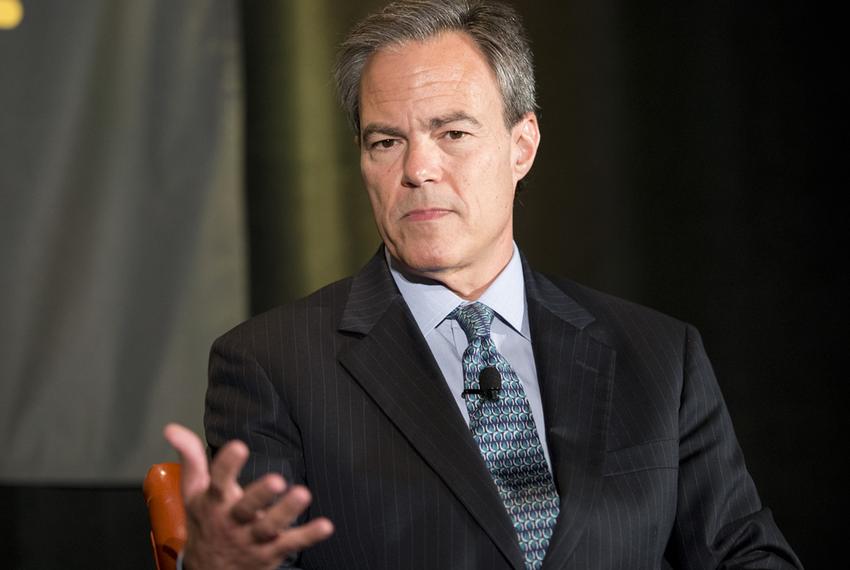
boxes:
[389,243,514,301]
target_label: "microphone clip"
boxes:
[461,366,502,402]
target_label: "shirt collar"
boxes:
[387,243,528,339]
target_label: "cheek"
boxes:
[362,157,402,206]
[458,147,511,209]
[366,189,392,228]
[362,165,389,209]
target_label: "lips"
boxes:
[403,208,452,221]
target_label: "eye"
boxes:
[370,138,398,150]
[445,130,467,140]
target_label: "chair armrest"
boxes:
[143,463,187,570]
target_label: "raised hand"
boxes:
[163,423,333,570]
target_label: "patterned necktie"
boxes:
[449,302,560,569]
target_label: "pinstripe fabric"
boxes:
[204,249,801,569]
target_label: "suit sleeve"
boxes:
[664,325,802,569]
[204,330,309,569]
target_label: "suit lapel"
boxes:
[522,260,616,568]
[337,252,525,569]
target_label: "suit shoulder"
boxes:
[212,275,354,349]
[540,272,691,341]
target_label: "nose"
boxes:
[401,139,440,188]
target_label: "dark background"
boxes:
[2,1,840,567]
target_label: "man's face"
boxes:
[358,31,539,293]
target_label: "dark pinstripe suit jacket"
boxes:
[205,250,800,569]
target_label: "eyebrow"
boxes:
[360,111,483,144]
[428,111,482,130]
[361,123,405,143]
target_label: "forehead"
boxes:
[359,31,503,123]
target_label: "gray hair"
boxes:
[333,0,537,136]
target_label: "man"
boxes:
[166,1,801,568]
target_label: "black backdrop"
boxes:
[3,1,841,567]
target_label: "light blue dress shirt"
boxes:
[387,243,552,471]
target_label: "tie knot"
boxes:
[449,302,494,341]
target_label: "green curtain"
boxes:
[242,0,385,313]
[0,0,246,482]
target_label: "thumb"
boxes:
[163,423,210,500]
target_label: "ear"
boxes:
[510,112,541,185]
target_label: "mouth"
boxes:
[403,208,452,222]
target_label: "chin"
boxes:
[394,244,459,276]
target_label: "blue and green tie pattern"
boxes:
[449,302,560,569]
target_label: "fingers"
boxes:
[163,423,210,499]
[208,438,250,502]
[268,517,334,557]
[230,473,287,524]
[163,423,334,566]
[251,485,314,542]
[164,423,250,504]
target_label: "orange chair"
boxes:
[143,463,187,570]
